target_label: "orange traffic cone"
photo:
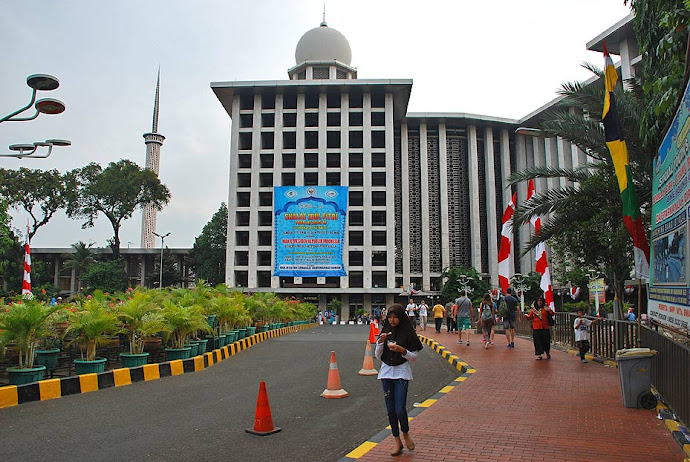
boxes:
[321,351,349,398]
[358,341,378,376]
[368,322,379,343]
[245,381,282,436]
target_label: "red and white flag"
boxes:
[497,192,517,293]
[570,287,580,300]
[22,225,32,298]
[527,180,554,310]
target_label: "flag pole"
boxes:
[637,277,642,347]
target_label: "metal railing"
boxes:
[641,326,690,427]
[516,312,639,359]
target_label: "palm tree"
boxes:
[62,241,96,292]
[509,65,655,315]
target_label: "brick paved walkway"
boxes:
[356,330,682,461]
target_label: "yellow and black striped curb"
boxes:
[562,347,618,368]
[653,389,690,460]
[0,323,315,410]
[339,335,475,461]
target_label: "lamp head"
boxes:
[26,74,59,91]
[35,98,65,115]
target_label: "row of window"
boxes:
[234,251,388,267]
[239,111,386,129]
[237,171,388,188]
[238,130,387,150]
[238,93,386,111]
[233,271,389,289]
[238,152,386,169]
[233,209,389,228]
[236,189,387,206]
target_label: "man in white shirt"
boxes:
[418,300,428,331]
[405,299,418,330]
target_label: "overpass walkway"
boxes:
[348,329,683,461]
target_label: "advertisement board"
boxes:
[649,79,690,331]
[273,186,347,277]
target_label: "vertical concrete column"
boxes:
[467,125,482,270]
[545,137,559,192]
[247,94,262,288]
[557,137,572,189]
[363,93,372,289]
[401,124,411,288]
[499,129,514,279]
[295,94,305,185]
[53,255,60,287]
[318,93,327,184]
[226,94,241,286]
[140,256,146,288]
[340,93,350,289]
[70,267,76,293]
[438,124,451,271]
[619,39,637,88]
[533,136,547,197]
[384,93,396,288]
[271,94,284,289]
[419,123,431,291]
[341,294,350,322]
[484,127,498,287]
[515,134,532,274]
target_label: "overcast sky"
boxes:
[0,0,631,249]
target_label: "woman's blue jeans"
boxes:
[381,378,409,437]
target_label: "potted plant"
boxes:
[117,290,168,368]
[0,298,59,385]
[64,299,120,374]
[161,299,212,361]
[35,335,62,373]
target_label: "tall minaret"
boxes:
[141,70,165,248]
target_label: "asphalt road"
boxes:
[0,325,458,461]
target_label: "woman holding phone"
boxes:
[375,303,424,456]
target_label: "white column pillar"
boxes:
[385,93,396,288]
[533,136,547,196]
[271,94,284,289]
[499,129,514,279]
[467,125,482,270]
[484,127,498,287]
[363,92,372,289]
[544,137,559,192]
[401,124,411,288]
[438,124,451,270]
[515,134,532,274]
[420,123,431,291]
[247,94,262,288]
[226,95,241,286]
[340,93,350,289]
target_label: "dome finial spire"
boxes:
[321,3,327,26]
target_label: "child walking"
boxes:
[574,308,599,363]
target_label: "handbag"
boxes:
[547,311,555,327]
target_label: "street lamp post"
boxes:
[457,274,474,297]
[511,273,528,313]
[1,74,70,159]
[152,232,170,289]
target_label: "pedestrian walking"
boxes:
[405,299,418,330]
[375,303,423,456]
[525,296,554,360]
[445,300,456,332]
[432,301,445,333]
[502,288,520,348]
[479,293,496,349]
[418,300,428,331]
[454,291,473,345]
[574,307,599,363]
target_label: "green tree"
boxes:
[0,167,75,240]
[509,66,651,315]
[440,267,491,305]
[147,248,182,288]
[189,203,227,285]
[81,259,128,293]
[0,200,22,296]
[62,241,96,292]
[67,160,170,259]
[624,0,690,150]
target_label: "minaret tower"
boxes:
[141,70,165,248]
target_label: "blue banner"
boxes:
[274,186,348,277]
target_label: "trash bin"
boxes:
[615,348,658,409]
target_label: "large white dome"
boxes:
[295,23,352,65]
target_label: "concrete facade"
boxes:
[209,17,639,320]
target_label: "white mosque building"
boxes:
[211,16,638,319]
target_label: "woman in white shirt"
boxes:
[375,303,424,456]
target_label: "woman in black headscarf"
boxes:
[375,303,424,456]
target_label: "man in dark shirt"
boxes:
[503,288,520,348]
